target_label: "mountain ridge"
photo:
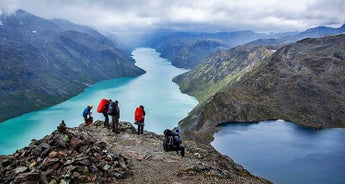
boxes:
[0,9,145,123]
[146,31,271,69]
[175,33,345,143]
[246,23,345,48]
[149,23,345,69]
[173,45,274,102]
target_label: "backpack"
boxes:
[163,129,185,157]
[107,102,115,115]
[86,116,93,125]
[163,129,174,151]
[134,107,143,122]
[108,102,119,116]
[163,129,181,151]
[97,98,107,113]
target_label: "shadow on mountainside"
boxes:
[0,120,270,184]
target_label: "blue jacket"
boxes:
[82,106,91,116]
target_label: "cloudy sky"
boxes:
[1,0,344,33]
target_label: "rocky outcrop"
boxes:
[0,121,131,183]
[0,120,270,183]
[177,34,345,143]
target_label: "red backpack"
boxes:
[135,107,143,122]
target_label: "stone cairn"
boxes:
[0,121,131,184]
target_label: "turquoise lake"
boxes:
[0,48,198,155]
[1,47,344,184]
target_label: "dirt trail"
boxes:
[87,121,271,184]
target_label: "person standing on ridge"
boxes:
[82,105,93,124]
[134,105,146,135]
[108,100,120,133]
[102,99,111,128]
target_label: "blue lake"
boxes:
[0,48,198,155]
[1,47,344,184]
[211,120,345,184]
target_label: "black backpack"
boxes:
[163,129,181,151]
[163,129,185,157]
[107,102,116,115]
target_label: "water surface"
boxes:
[0,48,198,155]
[211,120,345,184]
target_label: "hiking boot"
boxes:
[181,147,185,157]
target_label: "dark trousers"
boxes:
[178,146,185,157]
[111,115,119,133]
[83,115,88,123]
[103,112,109,127]
[137,123,144,134]
[172,144,185,157]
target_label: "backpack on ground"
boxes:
[163,129,175,151]
[86,116,93,125]
[163,129,185,156]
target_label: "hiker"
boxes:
[163,129,185,157]
[82,105,93,124]
[108,100,120,133]
[173,129,185,157]
[134,105,146,135]
[102,99,111,128]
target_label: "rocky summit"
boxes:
[0,121,270,184]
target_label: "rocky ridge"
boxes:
[0,121,270,184]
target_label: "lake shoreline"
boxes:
[208,120,345,184]
[0,48,198,155]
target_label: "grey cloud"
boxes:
[0,0,344,33]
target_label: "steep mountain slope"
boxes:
[176,34,345,142]
[0,10,145,122]
[157,39,225,68]
[173,45,274,102]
